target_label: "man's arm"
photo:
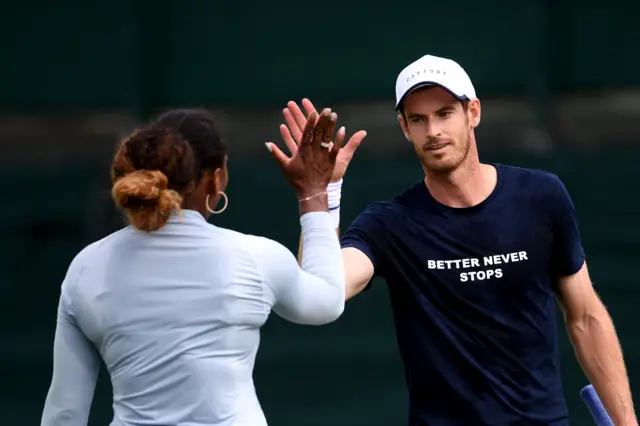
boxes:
[298,233,374,301]
[548,173,636,425]
[299,199,384,301]
[342,247,374,300]
[297,178,374,300]
[557,262,637,426]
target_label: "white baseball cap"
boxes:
[395,54,476,110]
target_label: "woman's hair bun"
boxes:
[112,170,182,232]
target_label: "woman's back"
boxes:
[69,211,273,425]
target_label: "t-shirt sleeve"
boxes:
[549,175,586,277]
[340,203,389,279]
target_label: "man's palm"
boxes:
[280,98,366,183]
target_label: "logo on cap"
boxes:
[406,68,447,83]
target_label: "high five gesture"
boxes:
[266,108,345,214]
[279,99,367,183]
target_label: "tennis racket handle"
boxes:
[581,384,614,426]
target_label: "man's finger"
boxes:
[283,108,303,143]
[279,124,298,155]
[342,130,367,155]
[287,101,308,132]
[301,98,318,119]
[265,142,290,169]
[330,126,346,161]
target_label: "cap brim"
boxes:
[395,81,468,110]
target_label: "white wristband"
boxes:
[327,179,342,229]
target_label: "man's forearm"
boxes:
[568,307,636,426]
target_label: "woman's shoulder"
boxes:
[211,226,287,255]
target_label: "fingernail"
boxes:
[330,113,337,122]
[264,142,272,152]
[322,108,331,116]
[339,126,345,133]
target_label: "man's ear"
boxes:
[468,99,481,128]
[398,114,411,141]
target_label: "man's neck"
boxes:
[424,160,497,209]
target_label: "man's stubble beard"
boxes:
[417,131,472,175]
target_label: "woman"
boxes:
[41,108,347,426]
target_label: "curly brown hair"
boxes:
[110,109,227,232]
[111,127,195,231]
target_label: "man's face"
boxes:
[398,86,480,173]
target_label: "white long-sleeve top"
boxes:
[41,209,345,426]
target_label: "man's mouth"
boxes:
[425,142,450,151]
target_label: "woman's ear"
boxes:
[213,163,229,193]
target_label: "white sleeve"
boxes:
[41,283,100,426]
[248,212,345,325]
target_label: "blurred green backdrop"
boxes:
[1,1,638,425]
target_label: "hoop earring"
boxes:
[205,191,228,215]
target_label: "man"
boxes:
[269,54,637,426]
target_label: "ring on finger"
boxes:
[320,142,331,149]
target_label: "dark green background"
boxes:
[2,0,638,111]
[1,1,638,425]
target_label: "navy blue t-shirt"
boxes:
[341,164,585,426]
